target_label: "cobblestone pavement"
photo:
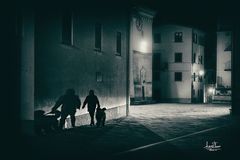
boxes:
[118,103,237,160]
[19,103,240,160]
[130,103,231,140]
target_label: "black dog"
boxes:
[96,107,106,127]
[34,110,61,135]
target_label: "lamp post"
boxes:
[199,70,204,77]
[192,70,205,103]
[207,86,215,103]
[199,70,205,103]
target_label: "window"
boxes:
[154,33,161,43]
[116,32,121,55]
[96,72,103,82]
[193,33,198,43]
[198,55,203,64]
[175,52,182,63]
[175,72,182,81]
[62,11,73,45]
[95,23,102,50]
[192,89,195,96]
[193,73,196,81]
[193,53,196,63]
[174,32,183,42]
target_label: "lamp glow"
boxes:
[140,40,147,53]
[208,87,215,94]
[199,70,204,76]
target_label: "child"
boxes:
[95,107,106,127]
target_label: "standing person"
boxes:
[51,88,81,129]
[82,90,100,126]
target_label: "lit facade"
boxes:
[214,30,232,102]
[153,25,205,103]
[129,7,155,103]
[19,2,131,131]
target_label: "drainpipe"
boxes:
[126,5,131,116]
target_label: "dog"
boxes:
[34,110,61,135]
[95,107,106,127]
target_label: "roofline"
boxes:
[154,24,206,34]
[132,6,157,18]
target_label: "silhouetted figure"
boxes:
[96,107,106,127]
[51,88,81,129]
[34,110,61,135]
[82,90,100,126]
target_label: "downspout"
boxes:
[126,5,131,116]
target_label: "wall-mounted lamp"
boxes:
[140,40,148,53]
[208,87,215,94]
[199,70,204,76]
[192,70,205,82]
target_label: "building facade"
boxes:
[214,30,232,103]
[153,25,205,103]
[129,7,155,104]
[19,1,131,132]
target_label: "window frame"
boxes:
[193,53,196,63]
[193,33,198,43]
[174,32,183,42]
[174,52,183,63]
[175,72,182,81]
[116,31,122,56]
[95,23,102,51]
[96,72,103,82]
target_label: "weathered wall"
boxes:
[34,2,129,122]
[20,9,35,121]
[129,7,155,101]
[20,8,35,134]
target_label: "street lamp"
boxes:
[199,70,204,76]
[208,87,215,94]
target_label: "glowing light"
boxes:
[208,87,215,94]
[140,40,148,53]
[199,70,204,76]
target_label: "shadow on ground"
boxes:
[16,104,240,160]
[19,117,176,160]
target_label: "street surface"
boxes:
[19,103,239,160]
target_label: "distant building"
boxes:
[153,25,205,103]
[214,28,232,103]
[129,7,156,104]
